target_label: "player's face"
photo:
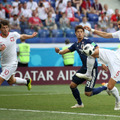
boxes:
[117,21,120,29]
[75,29,84,40]
[0,24,9,37]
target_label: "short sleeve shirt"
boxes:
[0,32,20,66]
[112,30,120,40]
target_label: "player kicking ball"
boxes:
[0,20,37,90]
[76,44,120,110]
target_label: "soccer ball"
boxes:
[83,44,95,56]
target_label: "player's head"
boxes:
[75,25,84,40]
[0,20,9,36]
[117,20,120,29]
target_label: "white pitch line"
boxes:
[0,108,120,118]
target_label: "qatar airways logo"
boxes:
[14,69,109,82]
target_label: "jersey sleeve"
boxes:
[112,31,120,39]
[68,43,76,52]
[13,32,21,40]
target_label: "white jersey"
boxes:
[0,32,20,67]
[112,30,120,40]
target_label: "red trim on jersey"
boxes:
[0,32,9,38]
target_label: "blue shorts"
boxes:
[72,67,98,92]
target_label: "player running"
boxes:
[55,25,107,108]
[0,20,37,90]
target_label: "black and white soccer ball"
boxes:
[83,44,95,56]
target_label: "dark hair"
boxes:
[75,25,84,32]
[0,20,9,28]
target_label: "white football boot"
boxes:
[71,103,84,108]
[76,73,92,81]
[114,101,120,110]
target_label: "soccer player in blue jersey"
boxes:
[55,25,107,108]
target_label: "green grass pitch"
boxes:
[0,84,120,120]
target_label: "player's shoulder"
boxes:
[83,37,91,41]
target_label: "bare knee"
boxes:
[7,79,16,85]
[107,84,114,90]
[70,82,77,89]
[85,92,92,97]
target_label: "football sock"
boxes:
[15,77,27,84]
[71,88,82,105]
[86,56,95,76]
[92,86,107,95]
[110,87,120,102]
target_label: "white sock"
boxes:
[86,56,95,76]
[15,77,27,85]
[110,87,120,102]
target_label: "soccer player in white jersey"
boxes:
[82,46,120,110]
[76,20,120,110]
[0,20,37,90]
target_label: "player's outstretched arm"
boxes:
[84,26,113,38]
[20,32,38,40]
[55,47,70,55]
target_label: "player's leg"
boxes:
[0,77,5,86]
[8,75,32,90]
[107,78,120,110]
[70,68,86,108]
[85,68,107,96]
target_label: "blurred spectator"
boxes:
[37,2,48,23]
[21,2,32,18]
[11,3,22,18]
[56,0,67,14]
[12,0,20,8]
[72,0,82,11]
[59,13,70,31]
[92,0,103,15]
[42,0,50,10]
[1,0,12,7]
[9,14,20,30]
[81,0,91,16]
[79,16,92,37]
[111,9,120,26]
[61,1,80,22]
[103,4,114,20]
[98,12,108,31]
[45,12,57,31]
[28,10,44,31]
[0,3,6,20]
[4,4,12,18]
[49,3,56,19]
[106,23,117,33]
[27,0,38,11]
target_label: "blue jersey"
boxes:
[68,37,98,68]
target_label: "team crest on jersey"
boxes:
[81,42,84,49]
[10,37,15,42]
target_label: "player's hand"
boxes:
[55,47,60,53]
[84,26,91,31]
[32,32,38,37]
[102,64,108,71]
[0,44,6,51]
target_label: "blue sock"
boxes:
[71,88,82,105]
[92,86,107,96]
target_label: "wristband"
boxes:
[91,29,95,32]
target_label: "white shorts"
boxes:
[0,65,17,81]
[98,49,120,82]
